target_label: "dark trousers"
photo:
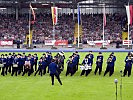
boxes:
[94,65,102,75]
[104,66,113,76]
[18,65,23,75]
[34,62,37,71]
[34,68,42,76]
[22,68,31,76]
[50,73,62,85]
[80,69,92,76]
[31,65,34,73]
[11,67,18,76]
[46,64,50,73]
[1,67,5,76]
[66,67,76,76]
[61,62,64,71]
[123,66,132,77]
[43,67,46,75]
[5,65,8,75]
[66,67,70,76]
[8,64,13,73]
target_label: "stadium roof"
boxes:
[0,0,132,8]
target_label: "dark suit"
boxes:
[104,57,114,76]
[66,60,74,76]
[123,56,133,77]
[34,61,43,76]
[49,62,62,85]
[94,55,103,75]
[11,58,18,76]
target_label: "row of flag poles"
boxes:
[28,3,133,48]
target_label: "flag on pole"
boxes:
[30,3,36,24]
[126,5,133,25]
[103,6,106,26]
[51,7,58,25]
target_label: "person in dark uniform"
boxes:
[61,51,65,70]
[41,58,48,75]
[11,55,18,76]
[8,53,14,73]
[56,52,65,72]
[66,56,74,76]
[41,53,48,75]
[30,55,35,73]
[0,54,3,71]
[72,53,78,74]
[34,54,38,71]
[75,51,80,71]
[80,56,92,76]
[53,56,61,74]
[18,54,24,75]
[0,54,6,76]
[110,52,116,75]
[21,54,26,73]
[34,58,43,76]
[86,51,94,66]
[22,53,27,61]
[46,52,52,73]
[104,55,114,76]
[94,52,103,75]
[123,53,133,77]
[49,59,62,85]
[41,53,46,61]
[5,54,9,75]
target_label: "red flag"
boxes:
[51,7,58,25]
[126,5,133,25]
[129,5,133,25]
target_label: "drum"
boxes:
[85,65,92,70]
[88,66,92,69]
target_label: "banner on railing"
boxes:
[87,40,110,46]
[45,40,68,46]
[123,40,132,45]
[0,40,13,46]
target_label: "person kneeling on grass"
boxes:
[49,59,62,85]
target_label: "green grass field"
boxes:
[0,52,133,100]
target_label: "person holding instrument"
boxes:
[123,53,133,77]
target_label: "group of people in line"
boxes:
[0,51,132,85]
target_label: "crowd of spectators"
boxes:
[0,13,132,44]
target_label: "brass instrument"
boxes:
[107,57,112,63]
[128,56,132,60]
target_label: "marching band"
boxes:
[0,51,132,85]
